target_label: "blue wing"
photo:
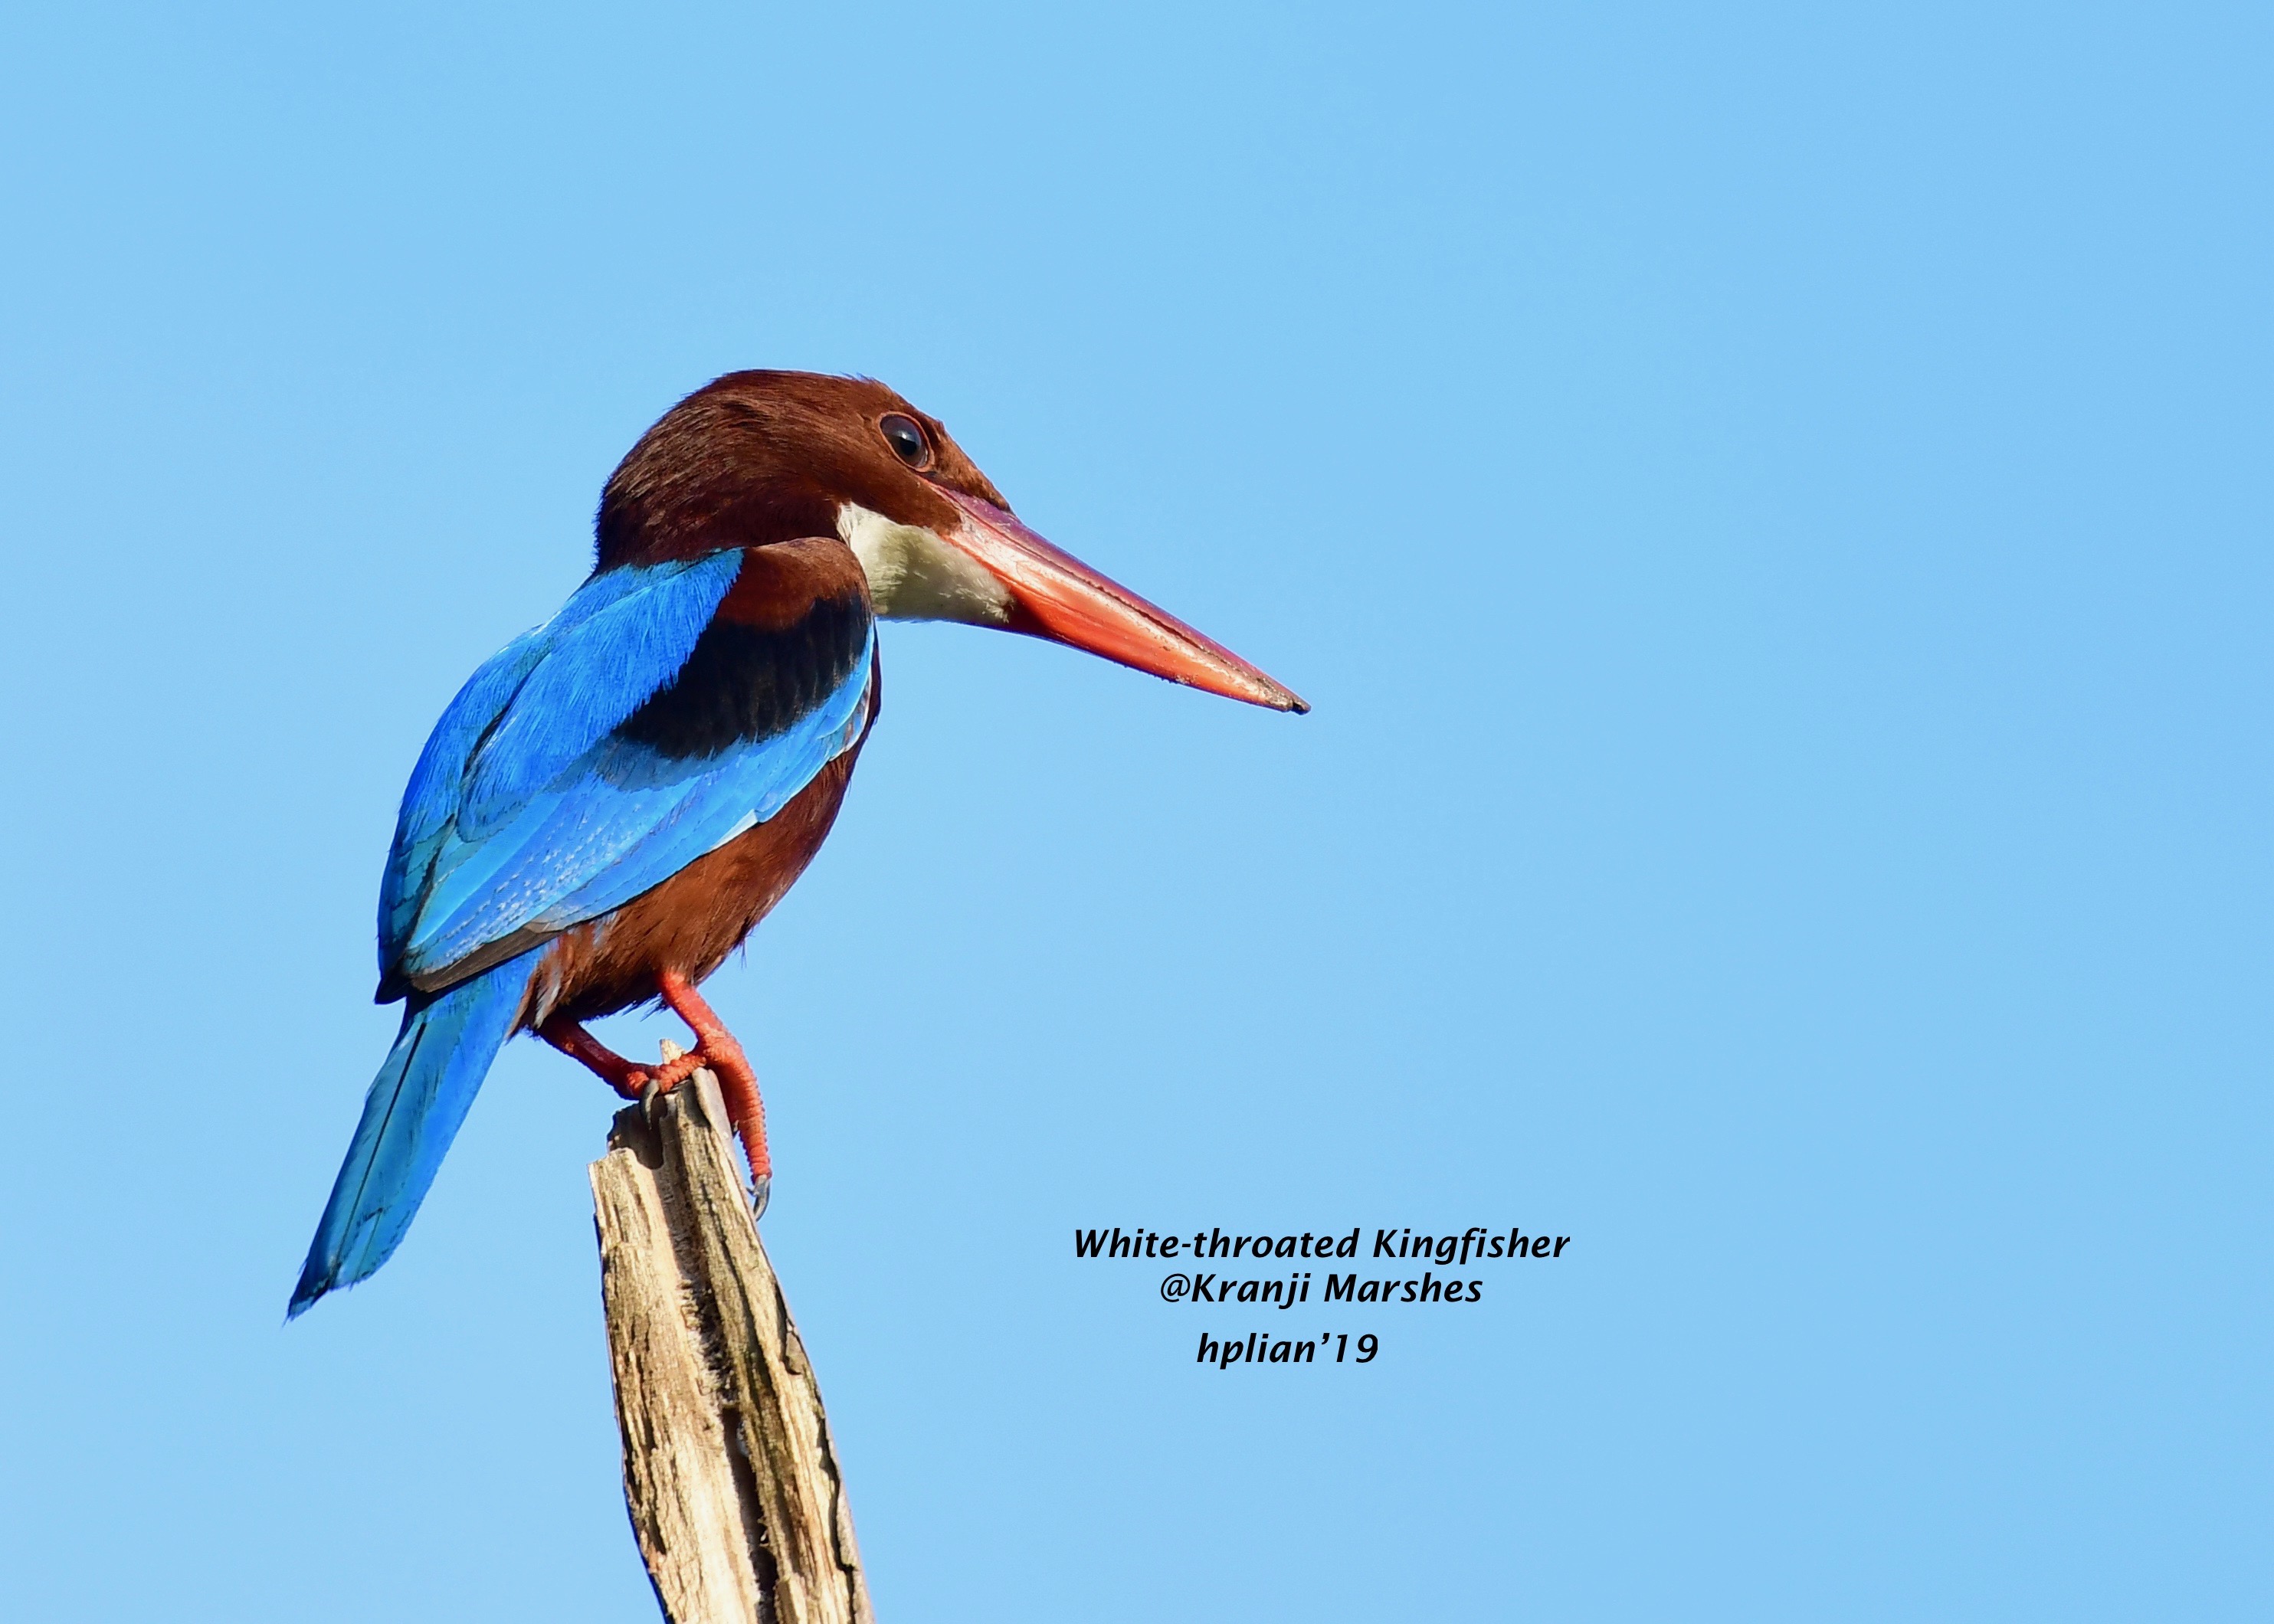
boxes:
[298,548,871,1315]
[377,549,873,994]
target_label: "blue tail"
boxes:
[290,948,542,1317]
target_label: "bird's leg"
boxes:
[539,985,769,1210]
[537,1017,703,1101]
[656,968,772,1210]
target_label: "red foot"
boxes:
[657,969,771,1187]
[538,974,771,1193]
[538,1017,654,1100]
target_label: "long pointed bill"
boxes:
[937,489,1308,713]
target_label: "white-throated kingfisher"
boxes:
[291,371,1303,1315]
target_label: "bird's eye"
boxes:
[880,413,932,470]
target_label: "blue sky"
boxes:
[2,3,2267,1619]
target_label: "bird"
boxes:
[290,370,1304,1316]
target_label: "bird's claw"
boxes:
[546,1007,772,1220]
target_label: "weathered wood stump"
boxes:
[589,1055,874,1624]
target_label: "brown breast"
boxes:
[526,534,882,1027]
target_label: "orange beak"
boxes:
[937,489,1308,713]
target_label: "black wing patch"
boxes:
[618,591,870,761]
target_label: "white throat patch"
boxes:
[838,503,1014,626]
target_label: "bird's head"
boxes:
[596,370,1306,712]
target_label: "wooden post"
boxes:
[589,1049,875,1624]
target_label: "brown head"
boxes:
[596,371,1306,712]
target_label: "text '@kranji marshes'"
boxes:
[1075,1225,1573,1367]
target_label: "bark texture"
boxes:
[590,1060,874,1624]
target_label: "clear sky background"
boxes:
[2,3,2267,1619]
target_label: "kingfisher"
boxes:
[290,371,1304,1316]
